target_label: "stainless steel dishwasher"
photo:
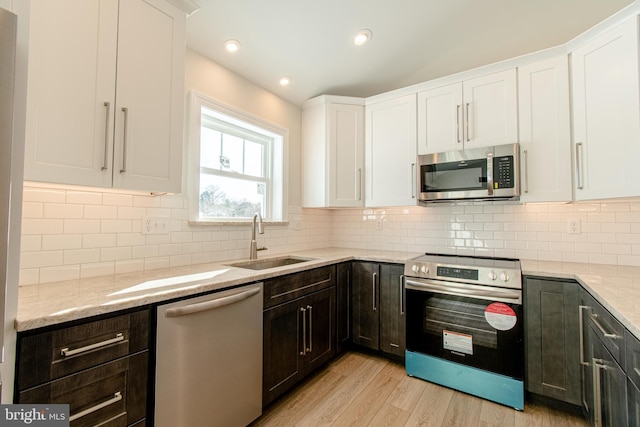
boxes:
[155,282,263,427]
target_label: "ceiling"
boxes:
[186,0,634,106]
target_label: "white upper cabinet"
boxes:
[23,0,186,193]
[417,69,518,154]
[302,95,365,208]
[571,16,640,200]
[365,94,417,207]
[518,56,572,203]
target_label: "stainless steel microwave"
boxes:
[417,143,520,204]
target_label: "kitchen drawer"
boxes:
[626,329,640,387]
[17,309,149,391]
[264,265,336,309]
[581,289,625,367]
[19,351,148,427]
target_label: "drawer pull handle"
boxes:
[69,391,122,422]
[589,313,619,340]
[61,333,124,357]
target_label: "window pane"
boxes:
[199,174,266,219]
[221,134,244,173]
[244,140,264,177]
[200,127,222,170]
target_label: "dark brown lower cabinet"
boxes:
[16,308,150,427]
[263,286,336,406]
[19,352,148,427]
[524,277,581,405]
[352,261,405,358]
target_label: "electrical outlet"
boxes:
[142,216,170,235]
[376,220,384,230]
[567,218,581,234]
[291,218,301,231]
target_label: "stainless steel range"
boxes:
[404,253,524,410]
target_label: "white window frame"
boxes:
[187,91,287,223]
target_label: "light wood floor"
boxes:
[251,351,588,427]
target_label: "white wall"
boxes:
[185,49,302,207]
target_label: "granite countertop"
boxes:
[16,248,640,341]
[16,248,420,331]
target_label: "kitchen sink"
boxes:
[226,256,315,270]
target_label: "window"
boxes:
[188,92,286,222]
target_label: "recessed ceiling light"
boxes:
[354,29,372,46]
[224,39,240,53]
[279,76,292,86]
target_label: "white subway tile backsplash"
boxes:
[84,205,118,219]
[63,248,100,265]
[22,202,43,218]
[100,247,132,262]
[66,191,103,205]
[22,218,64,235]
[39,265,80,283]
[64,219,100,234]
[41,235,82,251]
[21,235,42,252]
[100,220,132,233]
[20,251,63,269]
[115,259,144,275]
[18,184,640,286]
[102,193,133,207]
[44,203,83,219]
[83,234,117,249]
[22,187,66,203]
[80,262,115,279]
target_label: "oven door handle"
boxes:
[405,278,521,304]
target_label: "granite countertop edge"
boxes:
[16,249,640,342]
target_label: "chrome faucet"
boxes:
[250,212,267,259]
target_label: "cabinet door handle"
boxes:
[60,332,124,357]
[579,305,590,366]
[523,149,529,194]
[346,269,351,337]
[400,275,405,316]
[307,305,313,353]
[358,168,362,201]
[465,102,471,142]
[372,272,377,311]
[589,313,619,340]
[411,163,416,198]
[592,358,606,427]
[456,104,461,143]
[102,102,110,171]
[120,107,128,173]
[576,142,584,190]
[69,391,122,422]
[300,307,307,356]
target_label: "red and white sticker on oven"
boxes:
[484,302,517,331]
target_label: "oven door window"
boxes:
[420,158,487,193]
[406,289,523,380]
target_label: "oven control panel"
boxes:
[404,254,522,290]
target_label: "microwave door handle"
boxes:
[486,153,494,196]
